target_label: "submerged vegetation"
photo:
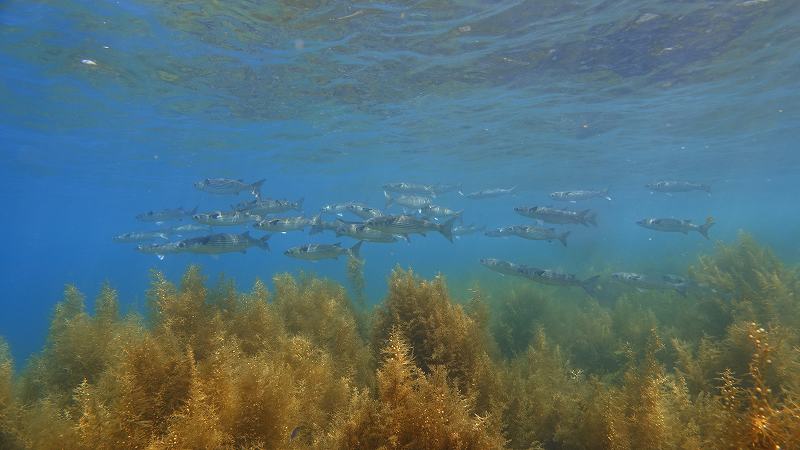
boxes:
[1,233,799,449]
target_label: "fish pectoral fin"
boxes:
[157,255,165,261]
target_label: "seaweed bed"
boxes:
[1,233,799,449]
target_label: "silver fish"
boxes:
[636,217,714,239]
[194,178,265,197]
[419,204,463,221]
[384,192,433,210]
[514,206,597,227]
[113,231,169,243]
[320,202,363,215]
[460,186,516,199]
[177,231,270,254]
[345,204,384,220]
[235,198,304,216]
[382,182,436,196]
[161,223,212,235]
[193,211,261,226]
[481,258,598,295]
[253,216,313,232]
[509,225,570,247]
[479,258,522,276]
[549,189,611,202]
[612,272,689,297]
[334,220,400,243]
[646,180,711,194]
[135,206,198,223]
[366,215,456,242]
[284,241,362,261]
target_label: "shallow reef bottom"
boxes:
[1,232,799,449]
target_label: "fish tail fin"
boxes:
[383,191,393,208]
[703,184,712,194]
[295,198,305,211]
[582,209,598,227]
[158,233,169,240]
[559,231,570,247]
[581,275,601,297]
[349,241,363,259]
[698,217,715,239]
[457,190,465,197]
[258,234,271,251]
[675,284,689,297]
[190,205,199,215]
[603,188,612,201]
[456,210,465,223]
[439,217,457,243]
[250,179,266,198]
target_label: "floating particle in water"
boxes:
[81,59,97,66]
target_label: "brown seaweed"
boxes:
[0,234,798,448]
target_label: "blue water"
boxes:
[1,0,799,365]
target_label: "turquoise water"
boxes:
[1,0,799,366]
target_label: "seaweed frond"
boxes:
[327,328,506,449]
[273,272,371,384]
[373,268,495,399]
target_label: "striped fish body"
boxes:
[510,225,570,246]
[194,178,265,196]
[463,186,515,199]
[113,231,169,243]
[284,241,362,260]
[384,192,432,209]
[646,181,711,193]
[366,214,454,242]
[136,206,197,223]
[382,182,435,195]
[254,216,312,232]
[518,267,581,287]
[236,198,303,215]
[177,232,269,254]
[549,189,610,201]
[193,211,261,226]
[420,205,462,221]
[636,217,714,239]
[480,258,522,277]
[162,224,211,235]
[345,204,383,219]
[514,206,597,227]
[320,202,362,215]
[335,222,398,243]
